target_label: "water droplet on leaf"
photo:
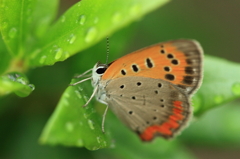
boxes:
[68,34,76,44]
[94,17,99,24]
[54,48,63,60]
[214,95,224,104]
[61,15,66,23]
[30,49,41,59]
[65,122,74,132]
[112,12,122,23]
[39,56,47,64]
[85,27,97,43]
[77,14,86,25]
[96,136,101,143]
[76,139,83,146]
[2,21,8,29]
[88,120,95,130]
[28,84,35,91]
[64,51,70,59]
[74,90,82,99]
[232,82,240,96]
[62,99,69,106]
[130,4,141,16]
[8,28,17,38]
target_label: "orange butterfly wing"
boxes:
[102,40,203,95]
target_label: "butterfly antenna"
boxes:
[106,37,110,64]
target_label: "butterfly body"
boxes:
[79,39,203,141]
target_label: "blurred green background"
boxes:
[1,0,240,158]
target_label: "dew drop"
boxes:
[77,14,86,25]
[130,4,141,16]
[85,27,97,43]
[65,93,70,98]
[16,77,27,85]
[28,84,35,91]
[103,141,107,146]
[88,119,95,130]
[8,28,17,38]
[61,15,66,23]
[64,51,70,59]
[65,122,74,132]
[232,82,240,96]
[62,99,69,106]
[112,12,122,23]
[83,95,89,102]
[39,56,47,64]
[76,139,83,146]
[214,95,224,104]
[2,21,8,29]
[110,142,115,148]
[30,49,41,59]
[94,17,99,24]
[74,90,82,99]
[54,48,63,60]
[92,146,100,151]
[78,86,83,92]
[8,73,19,81]
[68,34,76,44]
[96,136,101,143]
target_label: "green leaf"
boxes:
[181,101,240,147]
[29,0,59,39]
[0,0,58,57]
[0,34,11,75]
[40,81,111,150]
[28,0,170,67]
[0,72,35,97]
[40,80,196,157]
[192,55,240,114]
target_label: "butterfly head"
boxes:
[92,62,108,87]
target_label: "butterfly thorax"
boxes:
[92,62,109,105]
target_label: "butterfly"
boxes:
[71,39,203,141]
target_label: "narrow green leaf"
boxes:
[0,34,11,75]
[29,0,59,39]
[0,0,58,57]
[28,0,170,66]
[193,55,240,114]
[40,81,111,150]
[0,0,36,56]
[0,72,35,97]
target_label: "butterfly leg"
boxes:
[82,85,98,107]
[101,104,109,133]
[69,77,92,86]
[73,68,92,78]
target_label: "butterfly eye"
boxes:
[96,67,107,74]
